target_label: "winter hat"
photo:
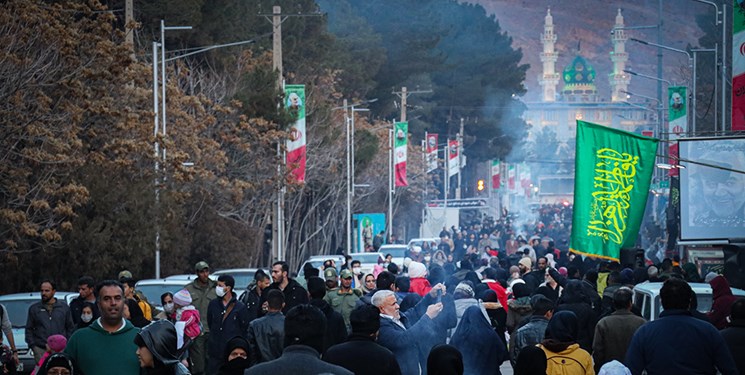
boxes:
[47,334,67,352]
[41,353,74,374]
[410,245,422,254]
[173,289,192,306]
[511,282,531,299]
[454,282,475,298]
[509,266,520,275]
[558,267,568,277]
[705,271,719,283]
[598,360,632,375]
[647,266,659,277]
[519,257,532,269]
[408,261,427,278]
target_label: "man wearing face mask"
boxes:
[206,275,250,375]
[350,260,363,289]
[325,269,362,332]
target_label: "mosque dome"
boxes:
[563,55,596,85]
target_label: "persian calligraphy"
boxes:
[587,148,637,244]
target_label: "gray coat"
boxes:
[244,345,352,375]
[592,309,646,372]
[25,298,74,347]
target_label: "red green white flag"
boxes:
[285,84,306,182]
[394,122,408,187]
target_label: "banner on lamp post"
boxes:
[732,2,745,131]
[570,120,658,261]
[426,133,439,173]
[668,86,687,176]
[448,139,460,178]
[285,84,306,182]
[394,122,408,187]
[491,160,501,189]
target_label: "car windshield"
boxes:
[353,254,381,263]
[2,299,37,328]
[382,248,407,258]
[137,284,187,307]
[215,271,257,289]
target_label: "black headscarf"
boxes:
[541,310,579,353]
[218,336,251,375]
[449,305,506,375]
[513,345,547,375]
[39,353,76,375]
[134,320,189,374]
[427,344,464,375]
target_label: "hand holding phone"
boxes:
[436,288,442,303]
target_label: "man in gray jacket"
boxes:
[25,280,74,362]
[593,287,646,372]
[510,294,554,366]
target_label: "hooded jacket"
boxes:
[64,318,141,375]
[708,276,739,330]
[450,305,506,375]
[539,310,594,375]
[137,320,190,375]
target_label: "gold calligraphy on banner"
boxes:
[586,148,638,244]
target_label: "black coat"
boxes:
[262,278,308,314]
[309,299,347,352]
[721,321,745,375]
[323,334,402,375]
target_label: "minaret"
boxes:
[610,9,631,102]
[539,8,560,102]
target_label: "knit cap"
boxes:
[454,282,475,298]
[173,289,192,306]
[408,261,427,278]
[705,272,719,283]
[519,257,532,269]
[47,334,67,352]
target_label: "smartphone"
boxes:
[436,288,442,304]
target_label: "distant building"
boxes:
[522,8,657,204]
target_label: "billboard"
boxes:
[354,213,386,253]
[679,137,745,240]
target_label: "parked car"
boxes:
[379,244,409,268]
[0,292,76,373]
[134,279,191,308]
[407,237,440,252]
[632,281,745,321]
[351,252,385,275]
[296,255,345,287]
[212,268,268,297]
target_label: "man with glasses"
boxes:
[184,261,217,375]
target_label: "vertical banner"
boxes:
[285,85,306,182]
[570,121,659,260]
[448,139,460,177]
[394,121,408,187]
[668,86,687,176]
[354,213,386,252]
[508,164,516,191]
[733,2,745,131]
[426,133,439,173]
[491,160,501,189]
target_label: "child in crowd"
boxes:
[172,289,201,346]
[31,334,66,375]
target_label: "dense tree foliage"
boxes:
[0,0,531,291]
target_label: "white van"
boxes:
[632,281,745,321]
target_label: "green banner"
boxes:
[570,121,659,260]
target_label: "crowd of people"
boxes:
[2,225,745,374]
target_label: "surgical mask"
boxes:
[216,286,226,297]
[81,314,93,323]
[424,256,431,262]
[353,267,361,274]
[163,303,174,313]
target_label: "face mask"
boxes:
[424,256,431,262]
[163,303,174,313]
[353,267,361,274]
[81,314,93,323]
[216,286,226,297]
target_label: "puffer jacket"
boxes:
[506,297,533,333]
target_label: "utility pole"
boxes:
[393,86,432,122]
[125,0,135,61]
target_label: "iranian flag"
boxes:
[508,164,516,190]
[491,160,501,189]
[394,122,408,187]
[733,3,745,131]
[285,84,306,182]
